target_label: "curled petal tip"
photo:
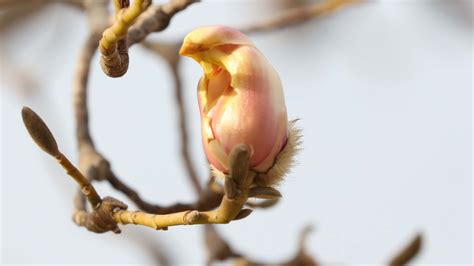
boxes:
[179,42,204,56]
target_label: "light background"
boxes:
[1,0,472,265]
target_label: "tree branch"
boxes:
[99,0,199,77]
[71,0,214,215]
[388,234,423,266]
[98,0,142,77]
[141,41,203,195]
[107,172,222,214]
[22,108,255,232]
[241,0,358,34]
[127,0,199,46]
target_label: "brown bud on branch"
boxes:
[21,106,102,208]
[248,186,282,199]
[21,106,59,157]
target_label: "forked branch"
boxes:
[99,0,199,77]
[22,107,258,232]
[75,0,213,215]
[99,0,144,77]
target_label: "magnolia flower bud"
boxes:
[180,26,301,186]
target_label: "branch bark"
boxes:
[388,234,423,266]
[99,0,199,77]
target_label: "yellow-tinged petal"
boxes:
[181,26,288,174]
[179,26,254,57]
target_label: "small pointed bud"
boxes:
[224,176,237,199]
[21,106,60,157]
[233,208,253,221]
[246,198,280,209]
[229,144,250,187]
[248,186,282,199]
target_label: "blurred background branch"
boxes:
[2,0,470,264]
[242,0,358,34]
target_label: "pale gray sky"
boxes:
[1,0,472,265]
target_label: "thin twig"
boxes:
[73,0,214,214]
[74,0,109,150]
[388,234,423,266]
[22,106,226,233]
[206,224,318,266]
[281,225,318,266]
[113,145,255,229]
[99,0,199,77]
[72,33,219,213]
[171,56,203,195]
[0,0,83,9]
[241,0,358,34]
[148,0,358,55]
[73,32,101,149]
[0,2,43,32]
[24,108,255,231]
[107,172,222,214]
[204,224,241,265]
[127,0,199,46]
[141,41,202,195]
[73,0,115,185]
[72,32,220,216]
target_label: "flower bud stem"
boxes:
[55,152,102,209]
[113,187,251,229]
[24,108,253,231]
[112,145,255,229]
